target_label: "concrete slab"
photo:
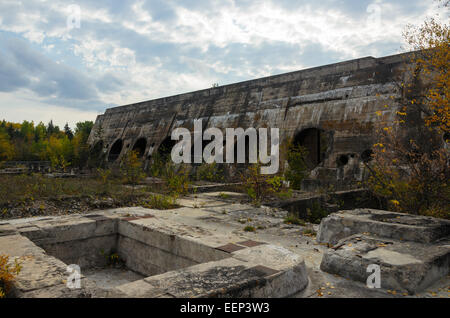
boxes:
[1,193,448,298]
[320,234,450,294]
[317,209,450,245]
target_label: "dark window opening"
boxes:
[361,149,374,163]
[108,139,123,162]
[293,128,328,169]
[157,136,176,162]
[132,138,147,158]
[337,154,349,167]
[444,132,450,143]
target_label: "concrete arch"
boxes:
[108,139,123,162]
[132,138,147,158]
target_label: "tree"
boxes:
[121,150,145,185]
[0,130,14,162]
[64,123,74,140]
[366,7,449,219]
[72,121,94,168]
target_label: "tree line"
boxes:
[0,120,93,170]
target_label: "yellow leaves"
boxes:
[375,111,382,116]
[396,111,407,116]
[387,290,397,295]
[316,283,335,297]
[0,254,22,298]
[390,200,400,206]
[373,143,384,148]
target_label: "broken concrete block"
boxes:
[320,234,450,294]
[317,209,450,245]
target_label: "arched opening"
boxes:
[337,154,349,167]
[361,149,374,163]
[443,132,450,143]
[132,138,147,158]
[108,139,123,162]
[157,136,176,162]
[293,128,328,169]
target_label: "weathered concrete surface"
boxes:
[116,244,307,298]
[0,198,308,298]
[1,192,448,298]
[83,268,144,290]
[320,234,450,294]
[88,53,415,189]
[0,234,106,298]
[317,209,450,245]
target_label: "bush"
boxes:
[121,150,145,185]
[195,162,224,182]
[243,225,256,232]
[0,254,22,298]
[240,163,292,206]
[284,214,306,226]
[162,162,190,198]
[143,194,177,210]
[306,200,329,224]
[284,143,308,190]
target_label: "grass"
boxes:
[142,194,177,210]
[303,228,317,236]
[218,192,230,199]
[0,174,178,219]
[0,174,127,204]
[284,213,306,226]
[243,225,256,232]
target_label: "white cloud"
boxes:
[0,0,446,126]
[0,90,100,128]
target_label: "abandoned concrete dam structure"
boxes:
[88,52,411,189]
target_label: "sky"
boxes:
[0,0,447,128]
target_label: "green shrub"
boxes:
[163,162,190,198]
[284,143,308,190]
[243,225,256,232]
[196,162,224,182]
[143,194,177,210]
[284,214,306,226]
[306,201,328,224]
[121,150,145,185]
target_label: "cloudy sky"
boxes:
[0,0,447,128]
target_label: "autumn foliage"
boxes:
[0,120,93,170]
[0,254,22,298]
[366,10,449,219]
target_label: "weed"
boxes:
[284,214,306,226]
[0,254,22,298]
[243,225,256,232]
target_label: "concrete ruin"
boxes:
[0,192,448,298]
[88,52,413,190]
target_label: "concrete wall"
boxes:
[22,215,230,277]
[89,52,414,189]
